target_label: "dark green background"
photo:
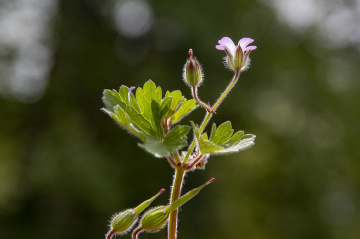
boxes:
[1,0,360,238]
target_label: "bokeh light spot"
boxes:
[114,0,153,38]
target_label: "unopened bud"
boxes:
[183,49,203,88]
[106,189,164,239]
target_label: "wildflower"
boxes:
[216,37,257,71]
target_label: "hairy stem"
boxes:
[168,166,186,239]
[168,70,241,238]
[106,230,115,239]
[183,70,241,163]
[192,86,210,111]
[211,70,241,112]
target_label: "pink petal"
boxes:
[216,37,236,54]
[238,38,254,49]
[244,46,257,52]
[216,45,224,50]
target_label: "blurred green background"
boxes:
[1,0,360,238]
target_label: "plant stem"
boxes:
[192,86,210,111]
[168,166,186,239]
[132,227,143,239]
[183,70,241,164]
[168,70,241,238]
[211,70,241,112]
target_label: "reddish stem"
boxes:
[132,227,143,239]
[105,230,115,239]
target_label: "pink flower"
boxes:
[216,37,257,71]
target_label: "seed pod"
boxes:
[106,189,164,239]
[135,178,214,236]
[139,206,169,232]
[108,209,137,237]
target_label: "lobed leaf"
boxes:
[164,90,183,118]
[193,121,255,155]
[139,125,190,158]
[102,80,198,158]
[170,99,198,124]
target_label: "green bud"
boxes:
[106,189,164,239]
[139,206,169,232]
[183,49,203,88]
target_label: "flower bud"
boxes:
[106,189,164,239]
[139,206,169,232]
[183,49,203,88]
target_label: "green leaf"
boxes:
[163,125,190,147]
[139,125,190,158]
[102,106,146,142]
[129,91,142,113]
[222,131,244,148]
[214,135,255,154]
[136,87,152,121]
[160,97,172,118]
[143,80,162,105]
[164,90,183,118]
[103,80,196,154]
[124,105,155,136]
[209,122,233,145]
[198,135,223,154]
[138,135,170,158]
[150,100,163,138]
[193,121,255,155]
[170,99,198,124]
[102,90,121,112]
[119,86,130,105]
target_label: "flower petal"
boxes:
[238,38,254,50]
[216,37,236,55]
[244,46,257,52]
[216,45,224,50]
